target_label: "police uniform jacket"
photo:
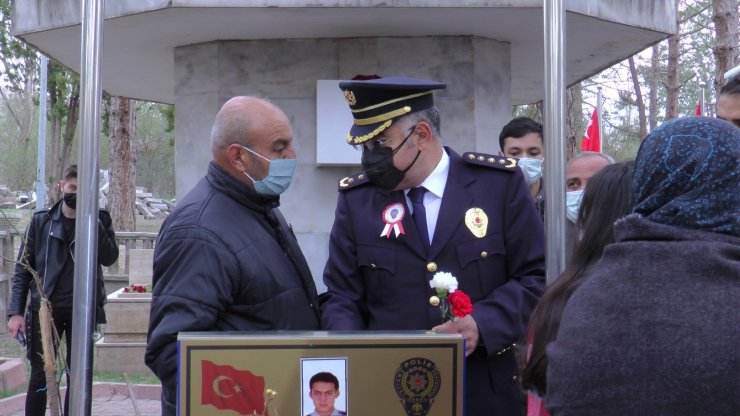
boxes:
[321,148,546,416]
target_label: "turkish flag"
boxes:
[695,101,702,116]
[201,360,267,415]
[580,108,601,152]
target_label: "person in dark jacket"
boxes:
[546,116,740,415]
[6,164,119,416]
[321,77,545,416]
[145,96,321,416]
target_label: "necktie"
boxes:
[408,186,429,247]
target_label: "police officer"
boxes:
[321,77,546,416]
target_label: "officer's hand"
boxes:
[432,315,480,357]
[7,314,26,339]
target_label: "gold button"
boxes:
[477,156,485,161]
[512,375,518,382]
[480,251,488,259]
[358,174,365,180]
[370,263,376,269]
[468,154,475,160]
[426,262,438,273]
[348,178,354,183]
[487,158,495,163]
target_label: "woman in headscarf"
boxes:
[522,161,634,416]
[545,116,740,415]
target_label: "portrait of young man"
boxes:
[306,372,346,416]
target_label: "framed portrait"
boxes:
[301,357,348,416]
[178,331,463,415]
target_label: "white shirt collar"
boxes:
[416,148,449,198]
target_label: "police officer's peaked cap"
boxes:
[338,76,446,145]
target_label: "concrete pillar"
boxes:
[173,36,512,291]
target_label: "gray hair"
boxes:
[402,107,442,136]
[571,151,615,164]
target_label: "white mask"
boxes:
[566,190,584,223]
[517,158,543,186]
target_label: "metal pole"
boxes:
[699,81,706,115]
[543,0,567,284]
[71,0,104,414]
[597,87,603,153]
[36,56,48,211]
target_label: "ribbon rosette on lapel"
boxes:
[428,271,473,321]
[380,202,406,238]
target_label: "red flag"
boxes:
[695,101,702,116]
[201,360,267,415]
[580,108,601,152]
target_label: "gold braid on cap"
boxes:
[346,120,393,144]
[351,91,432,113]
[354,106,412,126]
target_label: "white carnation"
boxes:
[429,271,458,293]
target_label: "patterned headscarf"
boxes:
[632,116,739,237]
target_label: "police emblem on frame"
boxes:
[394,357,442,416]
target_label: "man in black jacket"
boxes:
[6,164,119,416]
[146,96,321,415]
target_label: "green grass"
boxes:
[92,372,160,385]
[0,385,26,399]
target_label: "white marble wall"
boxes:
[173,36,512,291]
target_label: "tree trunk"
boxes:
[565,84,582,159]
[47,65,62,204]
[18,67,36,148]
[108,96,137,232]
[665,0,681,120]
[712,0,739,99]
[648,45,660,132]
[628,56,648,140]
[59,83,80,183]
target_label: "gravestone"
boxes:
[127,249,153,285]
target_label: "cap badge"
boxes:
[465,208,488,238]
[343,89,357,105]
[381,203,406,238]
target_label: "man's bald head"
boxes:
[209,96,295,189]
[211,96,289,156]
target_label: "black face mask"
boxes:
[361,125,421,190]
[63,192,77,210]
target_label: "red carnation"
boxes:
[448,291,473,318]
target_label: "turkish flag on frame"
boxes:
[580,108,601,152]
[201,360,267,415]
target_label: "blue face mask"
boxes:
[566,189,584,223]
[242,146,296,196]
[517,158,543,186]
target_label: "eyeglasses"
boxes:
[356,124,418,153]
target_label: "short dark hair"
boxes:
[720,73,740,96]
[498,117,543,150]
[309,372,339,391]
[63,164,78,181]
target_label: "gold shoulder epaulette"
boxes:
[337,172,371,191]
[463,152,518,171]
